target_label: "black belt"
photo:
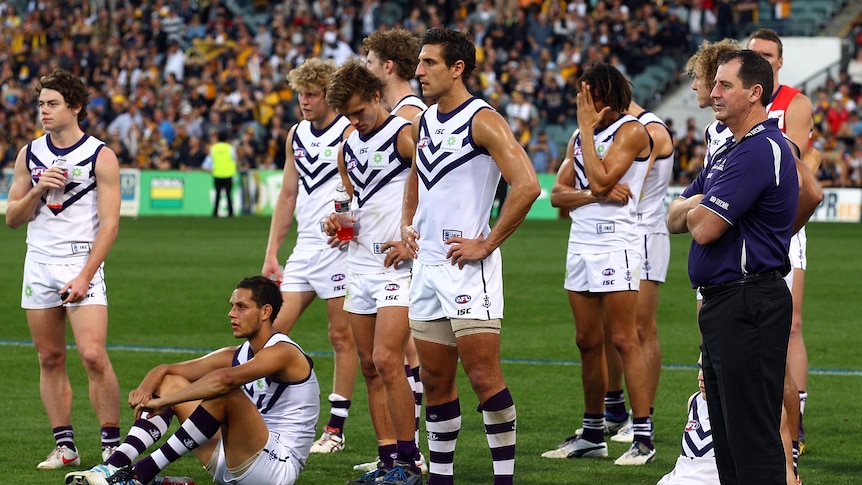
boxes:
[699,270,784,296]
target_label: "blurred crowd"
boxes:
[1,0,860,186]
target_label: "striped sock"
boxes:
[426,399,460,485]
[106,410,173,468]
[326,393,351,434]
[581,414,605,443]
[411,366,423,445]
[632,416,654,449]
[53,425,76,452]
[100,425,121,450]
[792,441,799,478]
[133,406,221,483]
[604,390,627,421]
[480,388,516,485]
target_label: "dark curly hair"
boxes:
[578,63,632,114]
[36,69,89,123]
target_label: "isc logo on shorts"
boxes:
[331,274,346,282]
[385,284,400,291]
[455,294,471,304]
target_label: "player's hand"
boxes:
[326,233,349,250]
[401,224,420,259]
[134,397,167,420]
[59,275,90,304]
[261,259,283,284]
[445,234,491,269]
[596,183,633,205]
[382,241,411,269]
[323,213,340,236]
[576,82,609,134]
[128,388,153,410]
[35,165,67,193]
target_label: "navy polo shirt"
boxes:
[682,118,797,287]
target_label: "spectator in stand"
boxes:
[847,49,862,98]
[538,71,569,125]
[528,130,560,174]
[817,152,840,186]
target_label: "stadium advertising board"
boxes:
[2,171,859,222]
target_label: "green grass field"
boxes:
[1,217,860,484]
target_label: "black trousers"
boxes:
[213,177,234,217]
[699,278,791,485]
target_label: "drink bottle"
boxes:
[334,184,354,241]
[45,157,68,209]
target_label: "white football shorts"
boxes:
[343,272,410,315]
[784,227,807,291]
[209,432,302,485]
[640,232,670,283]
[21,257,107,309]
[409,249,504,321]
[565,248,642,293]
[280,247,348,299]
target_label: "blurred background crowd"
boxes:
[1,0,861,187]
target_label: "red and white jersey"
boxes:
[766,84,801,134]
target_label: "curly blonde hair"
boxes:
[684,38,740,92]
[287,58,338,93]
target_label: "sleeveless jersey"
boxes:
[766,84,801,134]
[391,94,427,118]
[291,116,351,249]
[636,111,674,235]
[681,392,713,458]
[25,133,106,264]
[703,120,735,171]
[656,391,719,485]
[568,114,650,253]
[414,97,498,265]
[233,333,320,467]
[343,115,412,274]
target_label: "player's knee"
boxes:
[37,347,66,370]
[158,374,191,395]
[328,327,356,353]
[77,346,111,373]
[606,327,638,354]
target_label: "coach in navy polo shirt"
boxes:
[668,49,798,485]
